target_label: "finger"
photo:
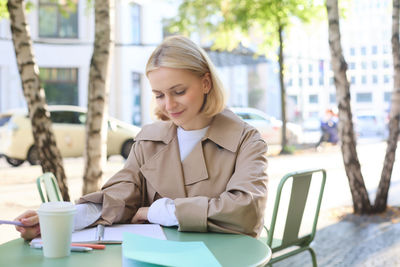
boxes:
[14,210,37,221]
[20,215,39,226]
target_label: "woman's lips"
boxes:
[169,110,184,118]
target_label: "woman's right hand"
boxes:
[14,210,40,241]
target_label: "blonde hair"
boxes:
[146,35,226,120]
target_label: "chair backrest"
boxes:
[36,172,63,202]
[267,168,326,252]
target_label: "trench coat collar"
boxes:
[135,108,244,198]
[135,108,244,152]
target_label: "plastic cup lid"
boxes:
[37,201,76,213]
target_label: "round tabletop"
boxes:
[0,227,271,267]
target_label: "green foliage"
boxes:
[167,0,325,58]
[0,0,8,18]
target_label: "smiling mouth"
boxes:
[169,111,184,118]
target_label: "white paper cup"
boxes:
[37,201,76,258]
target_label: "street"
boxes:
[1,139,399,246]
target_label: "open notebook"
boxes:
[32,224,166,244]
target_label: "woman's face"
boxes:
[148,67,212,130]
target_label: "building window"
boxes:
[329,93,336,104]
[384,92,391,102]
[319,77,324,86]
[361,75,367,84]
[371,61,377,69]
[39,0,78,38]
[131,72,141,126]
[383,45,389,54]
[287,78,293,87]
[348,62,355,69]
[372,45,378,54]
[329,77,334,85]
[288,95,298,105]
[130,3,141,44]
[351,76,356,84]
[298,65,303,73]
[308,64,313,72]
[350,47,355,56]
[372,75,378,84]
[309,94,318,104]
[298,78,303,87]
[361,61,367,69]
[356,92,372,103]
[383,60,390,68]
[361,46,366,55]
[308,77,313,86]
[39,68,78,105]
[384,75,390,83]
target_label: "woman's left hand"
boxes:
[131,207,149,224]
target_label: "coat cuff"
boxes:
[77,191,126,225]
[174,196,208,232]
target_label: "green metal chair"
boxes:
[263,168,326,266]
[36,172,63,202]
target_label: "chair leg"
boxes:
[307,247,317,267]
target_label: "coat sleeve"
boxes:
[76,142,145,225]
[174,131,268,237]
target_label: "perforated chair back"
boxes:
[36,172,63,202]
[265,168,326,265]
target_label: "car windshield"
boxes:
[0,115,12,127]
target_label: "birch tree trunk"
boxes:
[7,0,70,201]
[278,22,288,154]
[326,0,371,214]
[82,0,114,194]
[373,0,400,212]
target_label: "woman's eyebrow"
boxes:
[152,84,184,93]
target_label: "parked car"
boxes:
[231,107,302,145]
[301,117,322,144]
[0,105,141,167]
[354,111,388,138]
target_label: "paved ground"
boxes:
[1,139,399,266]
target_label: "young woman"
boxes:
[15,35,268,240]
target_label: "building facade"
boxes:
[0,0,271,126]
[284,0,393,123]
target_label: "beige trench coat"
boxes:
[78,109,268,237]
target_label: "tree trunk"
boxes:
[326,0,371,214]
[278,23,288,154]
[373,0,400,212]
[7,0,70,201]
[82,0,114,195]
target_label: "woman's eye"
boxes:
[175,89,186,95]
[155,94,164,99]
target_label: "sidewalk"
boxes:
[0,140,399,266]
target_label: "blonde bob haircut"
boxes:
[146,35,226,120]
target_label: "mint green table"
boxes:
[0,227,271,267]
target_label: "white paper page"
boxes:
[32,224,166,244]
[103,224,166,241]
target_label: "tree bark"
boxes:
[278,22,288,154]
[373,0,400,212]
[7,0,69,201]
[326,0,371,214]
[82,0,114,195]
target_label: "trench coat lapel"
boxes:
[181,141,208,185]
[139,130,187,198]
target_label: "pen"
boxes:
[30,241,105,250]
[30,243,93,252]
[71,243,106,250]
[0,220,25,227]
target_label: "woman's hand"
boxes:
[15,210,40,241]
[131,207,149,224]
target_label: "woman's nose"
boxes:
[165,96,177,110]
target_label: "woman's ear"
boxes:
[202,73,212,94]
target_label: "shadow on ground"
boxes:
[270,207,400,267]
